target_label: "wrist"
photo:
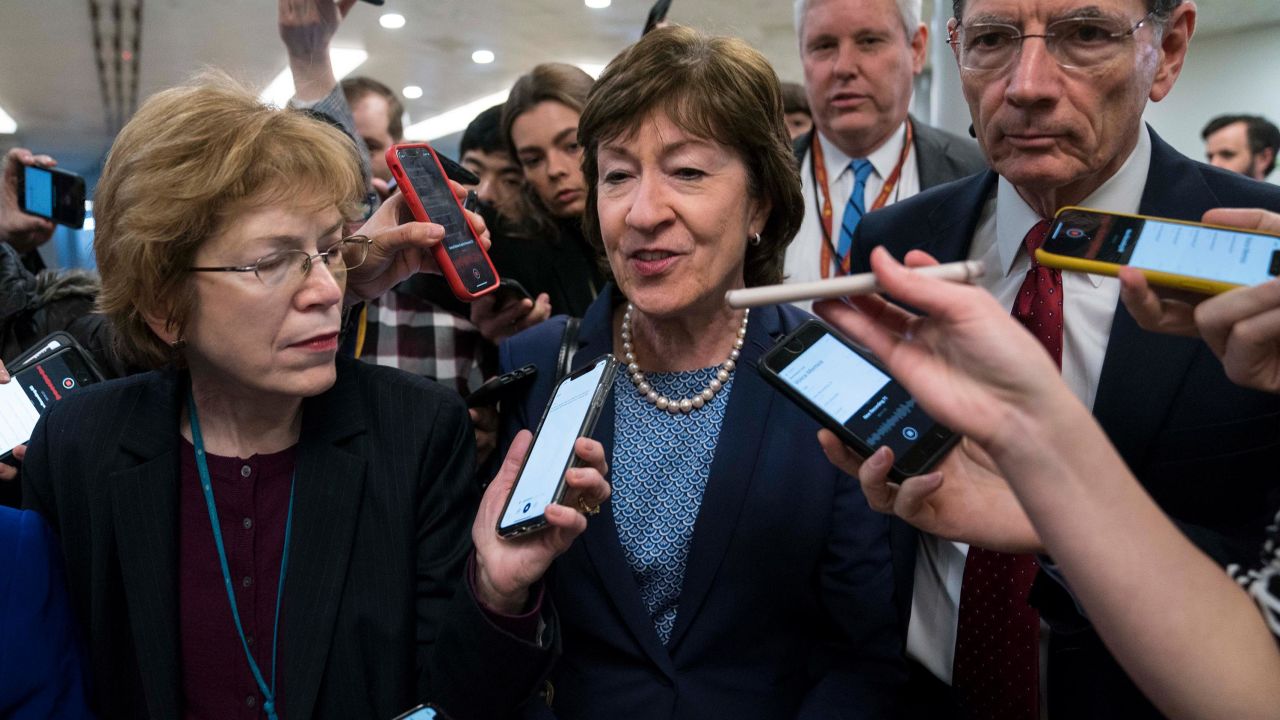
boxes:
[473,557,530,616]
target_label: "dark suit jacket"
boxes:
[498,290,904,720]
[792,116,987,192]
[0,506,93,719]
[21,356,556,720]
[850,127,1280,718]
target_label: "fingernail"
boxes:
[915,472,943,488]
[867,446,890,467]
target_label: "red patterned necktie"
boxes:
[952,219,1060,720]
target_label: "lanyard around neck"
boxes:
[187,384,295,720]
[810,120,915,277]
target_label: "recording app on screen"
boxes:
[24,166,53,218]
[500,361,607,529]
[1052,211,1280,287]
[0,353,80,454]
[402,152,495,288]
[778,334,939,456]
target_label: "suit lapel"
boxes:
[665,305,783,651]
[1093,129,1220,465]
[109,371,183,720]
[570,291,678,676]
[281,363,368,719]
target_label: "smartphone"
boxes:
[1,346,103,462]
[1038,206,1280,295]
[496,354,618,538]
[386,143,500,301]
[759,320,957,480]
[490,279,534,309]
[17,165,86,229]
[466,364,537,408]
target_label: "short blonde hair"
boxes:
[94,70,364,368]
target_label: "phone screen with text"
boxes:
[0,352,88,455]
[499,360,608,530]
[1048,209,1280,287]
[776,334,941,457]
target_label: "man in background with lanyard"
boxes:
[787,0,985,309]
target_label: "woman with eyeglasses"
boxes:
[19,73,610,720]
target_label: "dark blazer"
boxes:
[792,116,987,191]
[850,127,1280,719]
[0,506,93,719]
[499,290,904,720]
[21,356,555,720]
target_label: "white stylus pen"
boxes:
[724,259,988,309]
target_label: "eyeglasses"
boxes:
[188,234,373,288]
[948,12,1156,72]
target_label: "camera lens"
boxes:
[785,339,805,354]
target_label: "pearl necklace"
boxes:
[621,302,749,414]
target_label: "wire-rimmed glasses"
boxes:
[188,234,373,288]
[948,12,1157,72]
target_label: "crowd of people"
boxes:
[2,0,1279,718]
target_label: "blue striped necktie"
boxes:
[836,158,875,263]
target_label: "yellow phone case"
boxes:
[1034,205,1273,296]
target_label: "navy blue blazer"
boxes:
[850,127,1280,718]
[499,289,904,720]
[0,506,93,719]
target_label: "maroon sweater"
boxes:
[176,440,542,719]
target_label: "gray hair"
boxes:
[794,0,923,43]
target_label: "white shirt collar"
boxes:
[818,120,910,181]
[994,127,1152,287]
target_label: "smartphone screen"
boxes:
[23,166,54,218]
[1047,208,1280,287]
[21,166,86,229]
[1,349,97,456]
[761,321,954,476]
[395,146,497,294]
[498,356,614,535]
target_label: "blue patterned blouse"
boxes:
[610,366,734,645]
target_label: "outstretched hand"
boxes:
[471,430,611,614]
[1,148,58,253]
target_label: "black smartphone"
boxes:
[496,354,618,538]
[386,143,500,301]
[759,320,957,480]
[490,278,534,309]
[17,164,86,229]
[1038,205,1280,295]
[1,346,103,462]
[465,364,537,408]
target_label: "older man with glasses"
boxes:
[820,1,1280,718]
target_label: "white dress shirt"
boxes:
[906,129,1153,686]
[786,122,921,311]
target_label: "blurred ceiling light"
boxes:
[379,13,406,29]
[472,50,495,65]
[260,48,368,108]
[402,85,424,100]
[585,0,612,8]
[0,105,15,134]
[403,62,605,141]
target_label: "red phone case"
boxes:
[385,143,499,301]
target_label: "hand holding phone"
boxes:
[495,355,617,537]
[759,320,956,479]
[1039,206,1280,294]
[1,148,61,253]
[386,143,500,301]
